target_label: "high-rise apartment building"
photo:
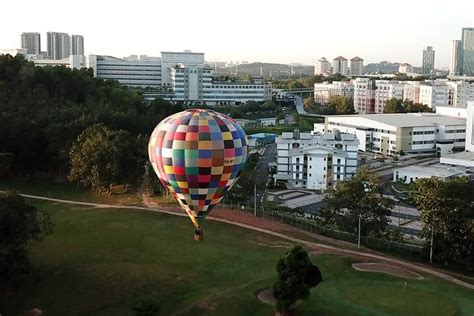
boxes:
[47,32,70,59]
[315,57,331,75]
[461,27,474,76]
[21,32,41,55]
[422,46,435,75]
[71,35,84,55]
[332,56,348,76]
[450,40,462,76]
[350,56,364,76]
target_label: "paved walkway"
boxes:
[18,193,474,290]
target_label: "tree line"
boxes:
[0,54,182,190]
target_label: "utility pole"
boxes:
[358,213,361,249]
[254,184,257,217]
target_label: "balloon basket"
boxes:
[194,228,203,241]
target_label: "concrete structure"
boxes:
[256,118,277,126]
[47,32,70,60]
[398,63,413,74]
[332,56,348,76]
[88,55,162,88]
[440,102,474,167]
[313,81,354,105]
[418,81,453,109]
[275,130,358,190]
[350,57,364,76]
[405,80,474,109]
[461,27,474,76]
[422,46,435,75]
[353,78,404,113]
[315,113,466,156]
[21,32,41,55]
[170,64,271,105]
[0,48,28,56]
[32,55,86,69]
[393,165,467,183]
[450,40,462,76]
[161,51,205,86]
[436,106,467,119]
[315,57,331,75]
[71,35,84,55]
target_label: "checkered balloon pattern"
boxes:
[148,109,248,228]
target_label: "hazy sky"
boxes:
[1,0,473,68]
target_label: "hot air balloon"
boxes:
[148,109,248,240]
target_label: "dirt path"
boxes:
[18,193,474,290]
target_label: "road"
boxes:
[293,95,325,118]
[12,192,474,290]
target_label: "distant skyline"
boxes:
[1,0,473,68]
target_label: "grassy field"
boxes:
[1,199,473,316]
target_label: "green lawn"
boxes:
[1,200,473,316]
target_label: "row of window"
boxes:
[445,129,466,133]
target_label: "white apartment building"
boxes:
[275,130,358,190]
[71,35,84,55]
[398,63,413,74]
[406,80,474,109]
[170,64,272,105]
[350,57,364,76]
[450,40,462,76]
[88,55,162,88]
[373,80,405,113]
[315,57,331,75]
[315,113,466,156]
[333,56,348,76]
[47,32,70,60]
[313,82,354,105]
[21,32,41,55]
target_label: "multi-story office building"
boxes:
[422,46,435,75]
[373,80,405,113]
[88,55,162,88]
[461,27,474,76]
[274,130,358,190]
[403,81,421,103]
[31,55,86,69]
[350,56,364,76]
[404,80,474,109]
[21,32,41,55]
[170,64,271,105]
[161,51,205,86]
[332,56,348,76]
[315,57,331,75]
[71,35,84,55]
[47,32,70,60]
[313,82,354,105]
[450,40,462,76]
[315,113,466,156]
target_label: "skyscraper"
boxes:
[350,56,364,76]
[71,35,84,55]
[422,46,435,75]
[47,32,70,59]
[315,57,331,75]
[461,27,474,76]
[332,56,348,76]
[21,32,41,55]
[450,40,462,76]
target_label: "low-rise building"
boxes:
[393,165,468,183]
[256,117,277,126]
[315,113,466,156]
[274,130,358,190]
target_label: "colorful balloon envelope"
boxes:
[148,109,248,239]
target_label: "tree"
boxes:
[68,124,145,193]
[327,96,355,114]
[383,98,405,113]
[413,177,474,267]
[273,245,322,314]
[0,191,53,276]
[320,168,393,236]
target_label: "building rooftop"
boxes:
[394,164,466,178]
[333,56,347,61]
[351,56,364,61]
[328,113,465,128]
